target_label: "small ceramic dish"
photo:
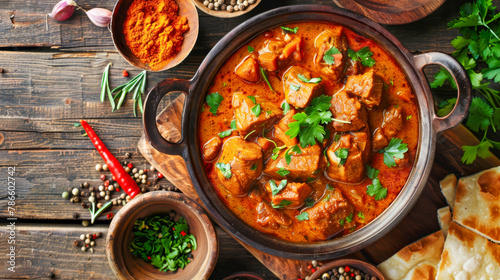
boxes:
[110,0,199,71]
[309,259,385,280]
[192,0,262,18]
[222,271,266,280]
[106,191,218,280]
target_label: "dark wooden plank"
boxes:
[0,223,278,280]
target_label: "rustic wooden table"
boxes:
[1,0,499,279]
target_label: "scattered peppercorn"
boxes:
[122,70,129,77]
[95,164,102,171]
[128,163,134,169]
[107,213,114,220]
[82,220,90,227]
[100,174,106,181]
[83,182,89,188]
[73,240,79,247]
[72,188,80,196]
[62,191,70,199]
[157,172,164,179]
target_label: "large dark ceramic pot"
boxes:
[143,5,471,260]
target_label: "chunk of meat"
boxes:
[372,106,404,151]
[325,128,371,184]
[306,188,354,240]
[314,27,348,82]
[330,90,367,132]
[273,108,299,147]
[264,180,313,208]
[256,136,274,160]
[216,137,263,196]
[203,136,222,161]
[345,58,362,76]
[235,57,260,83]
[258,52,279,72]
[233,93,283,137]
[344,69,383,108]
[283,66,323,108]
[256,202,293,229]
[264,144,323,181]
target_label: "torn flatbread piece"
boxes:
[399,260,438,280]
[453,166,500,243]
[436,221,500,280]
[377,231,444,280]
[437,206,452,238]
[439,173,457,209]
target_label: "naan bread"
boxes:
[377,231,444,280]
[439,173,457,209]
[399,261,438,280]
[453,166,500,243]
[437,206,452,238]
[436,221,500,280]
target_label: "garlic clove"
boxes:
[86,8,112,28]
[48,0,77,22]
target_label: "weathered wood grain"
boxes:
[0,223,278,280]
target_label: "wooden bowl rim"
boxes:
[110,0,199,71]
[309,259,385,280]
[221,271,266,280]
[191,0,262,18]
[106,191,218,280]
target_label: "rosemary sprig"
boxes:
[109,70,147,115]
[100,63,116,110]
[89,201,113,224]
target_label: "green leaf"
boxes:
[462,140,493,164]
[298,74,322,84]
[466,97,493,132]
[272,200,292,209]
[285,149,292,165]
[216,163,232,179]
[431,68,457,89]
[247,96,256,104]
[406,115,412,120]
[276,168,290,177]
[379,138,408,168]
[206,92,224,115]
[358,212,365,219]
[345,213,353,223]
[290,84,301,91]
[437,98,457,117]
[281,26,298,34]
[348,46,376,67]
[282,102,291,114]
[260,67,275,92]
[326,184,334,191]
[248,46,255,53]
[296,212,309,221]
[291,145,302,154]
[366,165,379,180]
[367,178,388,200]
[334,148,349,166]
[339,218,344,226]
[250,163,257,170]
[269,179,288,196]
[483,57,500,82]
[323,47,341,65]
[251,104,261,117]
[230,119,237,130]
[304,197,315,207]
[218,129,233,138]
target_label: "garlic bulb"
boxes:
[85,8,112,28]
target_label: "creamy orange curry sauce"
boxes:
[198,22,418,242]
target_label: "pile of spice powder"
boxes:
[123,0,189,71]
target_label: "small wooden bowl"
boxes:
[222,271,266,280]
[309,259,385,280]
[110,0,199,71]
[106,191,218,280]
[192,0,262,18]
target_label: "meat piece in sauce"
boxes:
[344,69,383,108]
[258,52,279,72]
[256,202,293,229]
[314,27,348,82]
[372,106,404,151]
[233,93,283,137]
[330,90,367,132]
[203,136,222,161]
[345,58,362,77]
[283,66,323,108]
[264,144,323,181]
[216,137,263,196]
[264,180,313,208]
[256,137,274,159]
[325,128,371,184]
[273,108,299,147]
[235,57,260,83]
[305,188,354,240]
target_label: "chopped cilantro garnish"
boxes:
[269,179,288,196]
[230,119,237,130]
[324,194,331,201]
[260,67,275,92]
[358,212,365,220]
[206,92,224,115]
[406,115,412,120]
[291,145,302,154]
[290,84,301,91]
[334,148,349,166]
[296,212,309,221]
[285,149,292,165]
[251,104,261,117]
[326,184,334,191]
[365,165,387,200]
[304,197,315,207]
[306,177,315,183]
[345,212,353,223]
[216,163,231,179]
[282,102,291,114]
[272,200,292,209]
[276,168,290,177]
[247,96,256,104]
[323,47,341,65]
[297,74,322,84]
[250,163,257,170]
[281,26,298,34]
[339,218,344,226]
[379,138,408,167]
[247,46,254,53]
[218,129,233,138]
[348,46,376,67]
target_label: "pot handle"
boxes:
[143,78,191,156]
[413,52,472,133]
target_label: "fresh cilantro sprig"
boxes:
[323,47,341,65]
[216,162,232,179]
[206,92,224,115]
[269,179,288,196]
[272,200,292,209]
[379,138,408,167]
[348,46,376,67]
[298,74,322,84]
[281,26,298,34]
[431,0,500,163]
[260,67,275,92]
[366,165,387,200]
[285,95,333,147]
[218,120,237,138]
[334,148,349,166]
[296,212,309,221]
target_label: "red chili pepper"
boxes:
[80,120,140,198]
[180,231,186,236]
[345,266,351,272]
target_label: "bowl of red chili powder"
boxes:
[110,0,199,71]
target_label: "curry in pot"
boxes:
[198,22,418,242]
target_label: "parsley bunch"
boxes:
[432,0,500,164]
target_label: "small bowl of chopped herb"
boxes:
[106,191,218,280]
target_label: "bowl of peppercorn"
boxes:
[106,191,218,280]
[193,0,262,18]
[309,259,385,280]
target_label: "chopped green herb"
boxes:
[223,83,228,87]
[326,184,334,191]
[247,96,256,104]
[218,129,233,138]
[266,110,273,115]
[304,197,315,207]
[247,46,255,53]
[334,134,341,142]
[260,67,275,92]
[250,163,257,170]
[251,104,261,117]
[73,123,81,127]
[406,115,412,120]
[390,80,394,85]
[272,200,292,208]
[296,212,309,221]
[324,149,330,167]
[244,130,256,140]
[324,194,331,201]
[323,47,341,65]
[358,212,365,220]
[345,213,354,223]
[306,177,315,183]
[282,102,291,114]
[129,215,197,272]
[379,138,408,167]
[216,163,231,179]
[285,149,292,165]
[290,84,301,91]
[367,178,387,200]
[437,98,457,117]
[334,148,349,166]
[297,74,322,84]
[281,26,298,34]
[206,92,224,115]
[291,145,302,154]
[230,119,237,130]
[339,219,344,226]
[366,165,380,180]
[276,168,290,177]
[270,179,288,196]
[347,46,376,67]
[271,145,286,160]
